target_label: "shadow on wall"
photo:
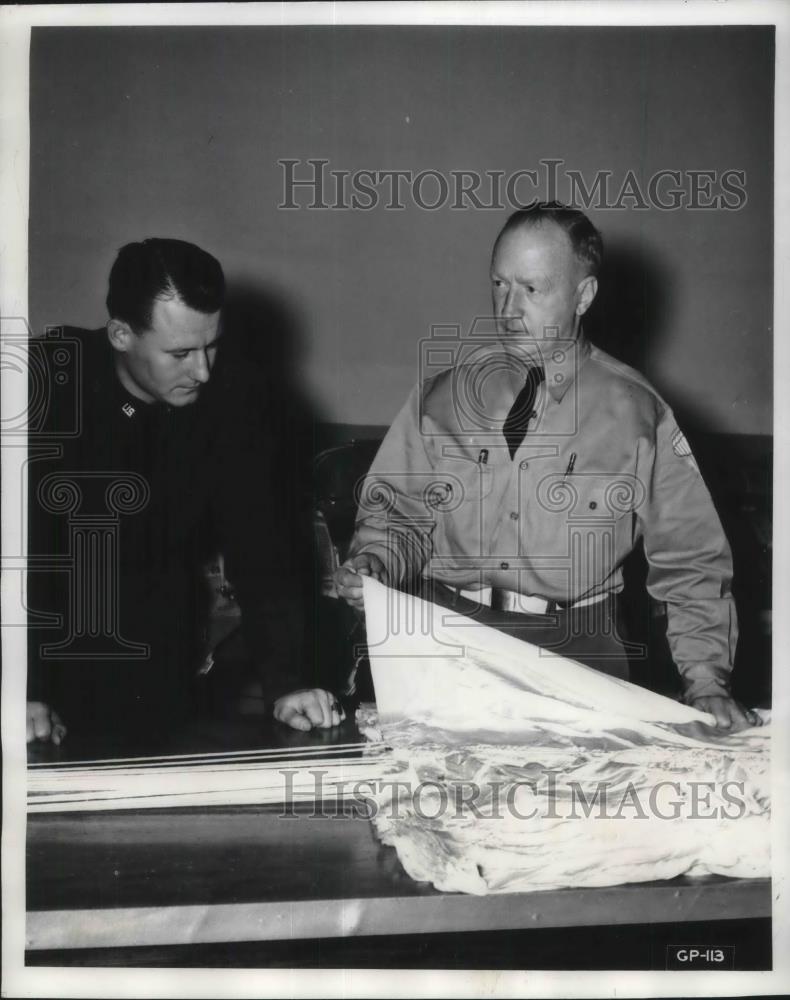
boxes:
[208,279,323,581]
[586,236,746,437]
[218,279,319,417]
[585,237,675,399]
[205,280,362,696]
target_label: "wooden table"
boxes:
[26,715,772,965]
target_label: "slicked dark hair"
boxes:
[494,202,603,278]
[106,238,225,333]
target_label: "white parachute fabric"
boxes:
[360,578,770,895]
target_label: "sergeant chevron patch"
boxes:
[672,427,692,457]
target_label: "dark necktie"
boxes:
[502,365,545,459]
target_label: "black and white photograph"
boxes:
[1,2,788,997]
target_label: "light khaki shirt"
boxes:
[349,337,736,701]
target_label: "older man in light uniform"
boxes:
[335,202,757,732]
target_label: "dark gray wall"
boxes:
[30,26,773,434]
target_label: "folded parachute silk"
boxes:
[361,578,770,895]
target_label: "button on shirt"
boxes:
[349,337,737,701]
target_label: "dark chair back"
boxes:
[313,438,383,562]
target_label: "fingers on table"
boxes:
[277,690,345,731]
[28,705,52,742]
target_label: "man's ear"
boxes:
[107,318,134,352]
[575,275,598,317]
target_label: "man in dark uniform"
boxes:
[336,204,758,732]
[27,238,342,744]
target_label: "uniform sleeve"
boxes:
[26,354,74,707]
[347,383,436,587]
[636,406,737,701]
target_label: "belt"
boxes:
[456,586,610,616]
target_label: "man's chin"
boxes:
[500,338,544,362]
[167,387,201,406]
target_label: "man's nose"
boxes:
[192,350,212,383]
[502,285,521,317]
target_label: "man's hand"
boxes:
[273,689,346,732]
[334,553,387,610]
[689,695,762,733]
[26,701,67,745]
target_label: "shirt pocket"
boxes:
[432,454,495,509]
[427,455,495,555]
[533,468,643,573]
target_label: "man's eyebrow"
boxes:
[514,272,547,287]
[165,334,222,353]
